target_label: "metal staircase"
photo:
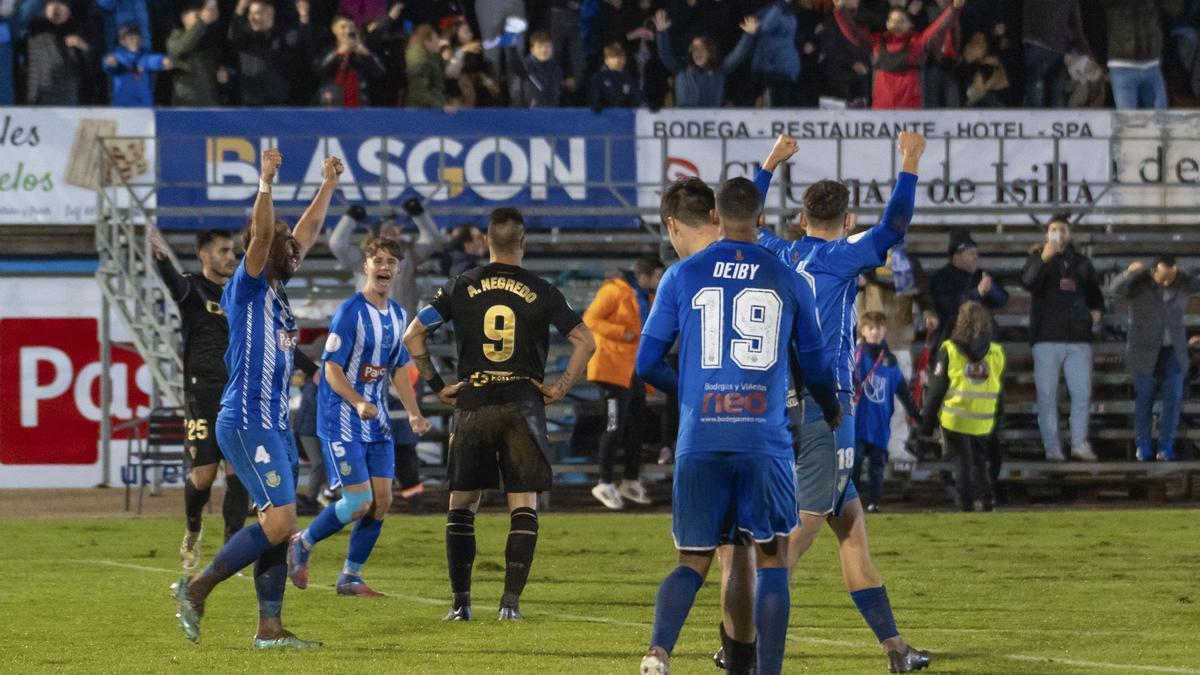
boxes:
[94,137,184,410]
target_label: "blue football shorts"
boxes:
[216,425,300,510]
[672,451,798,551]
[795,393,859,516]
[320,439,396,489]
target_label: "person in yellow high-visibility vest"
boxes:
[919,301,1006,511]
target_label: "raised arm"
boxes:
[653,10,681,75]
[832,1,873,50]
[1110,261,1148,298]
[755,134,799,258]
[408,200,448,264]
[913,1,962,52]
[246,148,281,278]
[293,156,343,260]
[167,19,207,60]
[148,225,190,302]
[866,132,924,257]
[536,323,596,405]
[721,17,759,74]
[328,211,364,270]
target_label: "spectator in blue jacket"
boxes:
[750,0,801,107]
[103,23,171,106]
[853,311,921,513]
[653,7,758,107]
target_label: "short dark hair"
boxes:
[603,42,626,59]
[529,30,551,46]
[660,177,714,228]
[634,255,664,278]
[716,177,761,225]
[803,180,850,227]
[119,23,141,40]
[363,237,404,261]
[1155,254,1177,268]
[1049,212,1072,226]
[196,228,233,253]
[487,208,525,253]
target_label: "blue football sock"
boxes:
[649,566,704,654]
[344,516,383,575]
[253,541,287,619]
[851,586,900,643]
[755,568,790,675]
[303,501,349,547]
[201,522,272,582]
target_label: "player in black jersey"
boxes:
[150,226,250,571]
[404,207,595,622]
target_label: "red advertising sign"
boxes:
[0,318,149,465]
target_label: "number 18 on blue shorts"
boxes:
[320,439,396,489]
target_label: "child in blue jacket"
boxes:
[103,23,171,106]
[853,311,921,512]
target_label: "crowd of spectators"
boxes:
[2,0,1200,110]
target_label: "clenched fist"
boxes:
[322,156,344,182]
[261,148,282,182]
[354,400,379,420]
[764,134,799,173]
[898,131,926,173]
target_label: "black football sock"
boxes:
[721,622,757,675]
[501,507,539,609]
[184,477,211,534]
[253,540,287,621]
[446,509,476,608]
[222,473,250,542]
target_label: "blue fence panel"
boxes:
[155,108,638,230]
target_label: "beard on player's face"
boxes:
[270,235,300,282]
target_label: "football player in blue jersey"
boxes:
[286,236,432,597]
[749,132,933,673]
[174,148,341,649]
[637,177,840,675]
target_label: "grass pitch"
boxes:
[2,509,1197,673]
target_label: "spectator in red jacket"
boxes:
[833,0,964,109]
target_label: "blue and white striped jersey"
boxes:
[217,261,299,431]
[317,293,410,443]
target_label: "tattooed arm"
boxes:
[403,308,462,405]
[536,323,595,405]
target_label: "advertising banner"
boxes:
[636,109,1200,224]
[0,278,153,488]
[155,108,638,230]
[0,108,155,224]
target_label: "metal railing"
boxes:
[94,137,186,483]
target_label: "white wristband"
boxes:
[259,178,272,194]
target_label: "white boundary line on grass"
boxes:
[72,559,1200,674]
[1004,655,1200,674]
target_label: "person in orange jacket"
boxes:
[585,256,665,510]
